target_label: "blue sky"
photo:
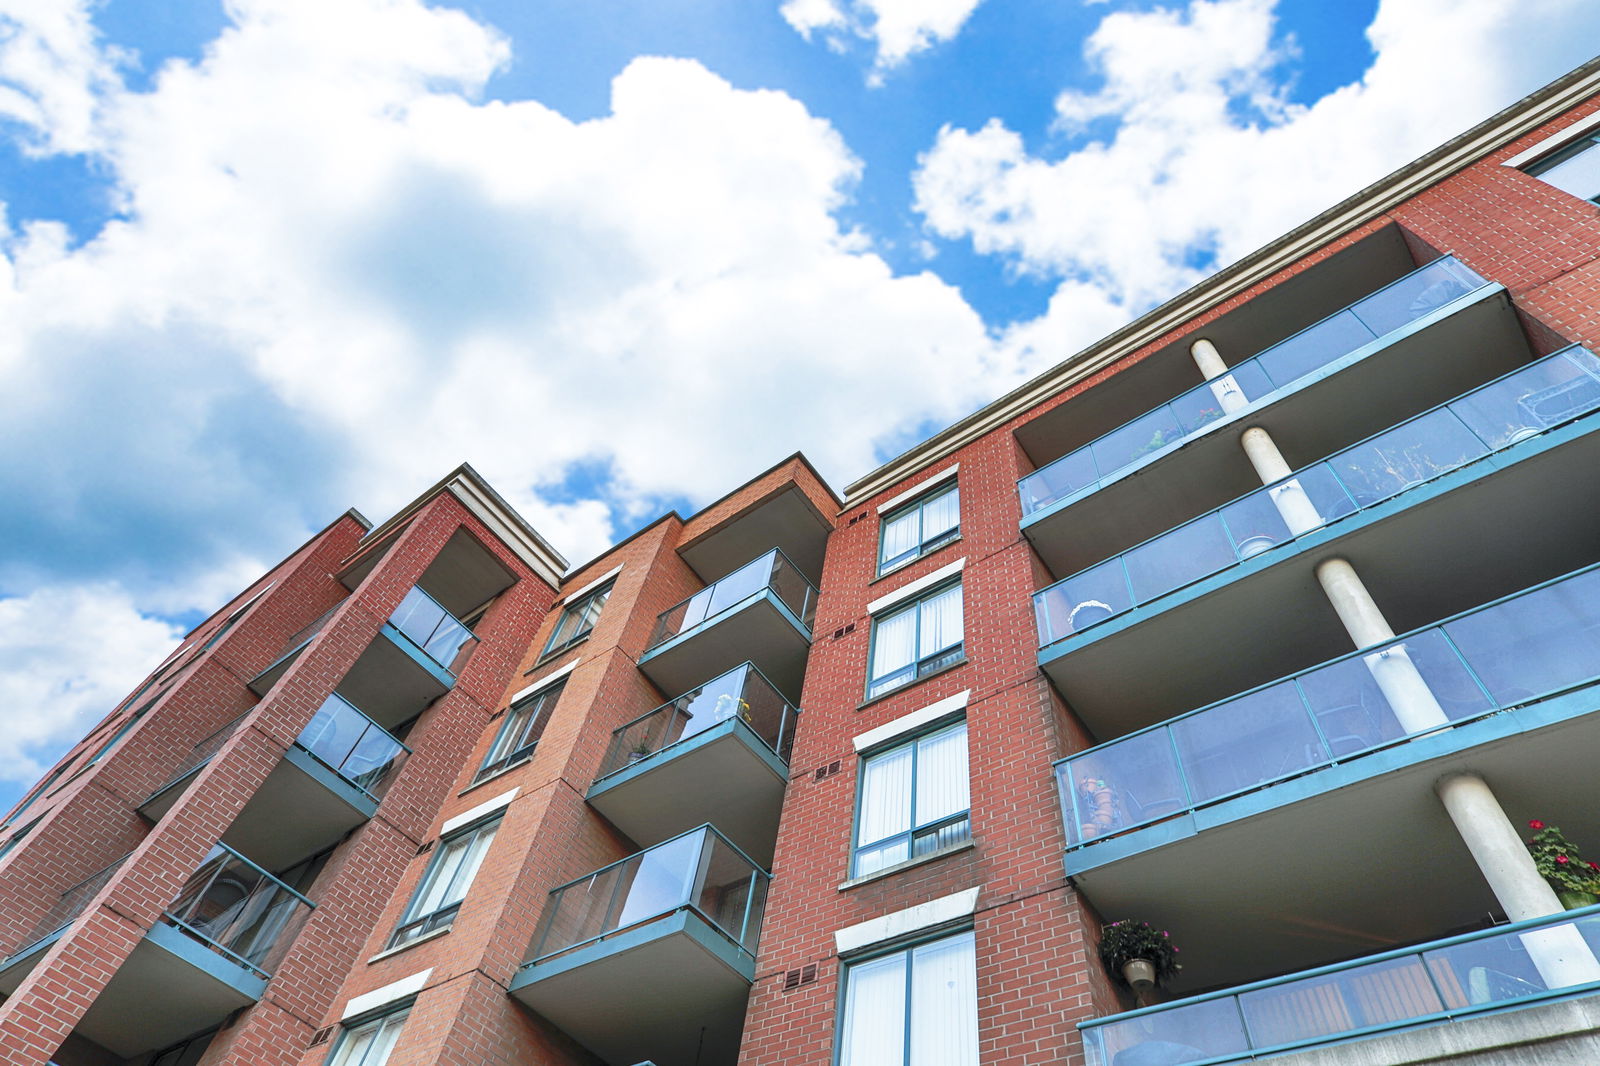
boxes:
[0,0,1596,815]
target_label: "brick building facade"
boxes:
[3,57,1600,1066]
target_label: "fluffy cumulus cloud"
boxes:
[0,585,181,785]
[779,0,985,82]
[914,0,1600,313]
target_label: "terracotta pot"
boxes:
[1121,958,1157,990]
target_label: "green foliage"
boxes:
[1098,919,1181,982]
[1525,820,1600,895]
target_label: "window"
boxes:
[853,720,970,877]
[390,817,499,947]
[542,582,612,657]
[839,930,978,1066]
[1526,131,1600,204]
[475,681,565,782]
[879,482,959,575]
[327,1007,409,1066]
[867,582,964,699]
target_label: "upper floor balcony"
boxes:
[0,854,128,997]
[1083,905,1600,1066]
[509,825,768,1066]
[140,693,408,869]
[587,662,798,864]
[637,548,817,702]
[1035,346,1600,733]
[1018,257,1511,576]
[54,844,311,1058]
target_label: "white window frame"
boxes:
[852,719,971,878]
[866,581,965,700]
[878,482,960,576]
[838,929,979,1066]
[327,1006,410,1066]
[389,816,500,947]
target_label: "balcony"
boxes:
[67,844,312,1057]
[1082,906,1600,1066]
[140,694,407,869]
[1036,347,1600,732]
[0,854,128,996]
[1018,257,1511,575]
[248,602,340,696]
[509,825,769,1066]
[637,548,816,702]
[1061,564,1600,995]
[588,663,798,864]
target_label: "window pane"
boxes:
[872,608,918,683]
[910,931,979,1066]
[922,486,960,541]
[881,510,920,568]
[841,952,907,1066]
[858,745,913,847]
[1533,137,1600,201]
[918,585,963,659]
[914,724,969,827]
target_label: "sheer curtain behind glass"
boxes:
[332,1010,409,1066]
[871,607,918,695]
[841,952,908,1065]
[919,585,964,660]
[909,932,979,1066]
[881,510,921,570]
[856,745,914,874]
[922,486,959,543]
[915,724,970,832]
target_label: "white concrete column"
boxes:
[1240,428,1326,536]
[1189,338,1250,415]
[1315,558,1450,733]
[1436,772,1600,988]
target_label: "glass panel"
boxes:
[165,845,311,976]
[1255,309,1375,386]
[1170,682,1324,805]
[1086,997,1249,1066]
[1443,568,1600,707]
[923,485,960,541]
[598,663,799,776]
[915,724,970,827]
[1092,406,1186,475]
[1123,513,1235,604]
[296,694,406,795]
[1534,138,1600,201]
[1217,489,1296,558]
[388,586,477,675]
[1330,409,1487,507]
[1452,348,1600,447]
[1240,955,1442,1048]
[1061,729,1185,845]
[881,509,920,569]
[918,584,964,659]
[858,745,913,850]
[1350,257,1486,336]
[841,952,907,1066]
[909,931,979,1066]
[1020,446,1098,516]
[1034,559,1132,646]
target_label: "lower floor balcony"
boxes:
[508,825,768,1066]
[1082,905,1600,1066]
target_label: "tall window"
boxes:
[390,816,500,947]
[839,930,979,1066]
[327,1007,409,1066]
[475,681,565,782]
[542,582,613,657]
[854,720,970,877]
[1526,131,1600,204]
[879,482,959,575]
[868,582,964,699]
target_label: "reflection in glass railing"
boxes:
[598,662,799,780]
[526,825,768,965]
[648,548,818,649]
[1057,564,1600,847]
[1019,257,1490,517]
[1035,347,1600,648]
[295,693,409,798]
[1083,908,1600,1066]
[2,853,129,962]
[389,586,478,676]
[164,843,313,978]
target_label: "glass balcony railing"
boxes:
[1035,346,1600,648]
[163,843,313,978]
[648,548,818,650]
[1019,257,1491,517]
[1057,563,1600,848]
[525,825,769,965]
[251,601,342,685]
[2,853,129,962]
[597,662,799,781]
[295,693,409,799]
[1082,905,1600,1066]
[144,712,251,804]
[389,586,478,676]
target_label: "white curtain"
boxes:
[881,510,920,567]
[915,724,970,827]
[922,486,960,541]
[872,607,918,684]
[919,585,964,658]
[909,932,979,1066]
[857,745,913,874]
[841,952,908,1066]
[418,823,497,916]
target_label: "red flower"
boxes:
[1589,862,1599,872]
[1529,820,1546,830]
[1558,855,1570,864]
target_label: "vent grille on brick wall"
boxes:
[783,964,818,990]
[308,1026,335,1048]
[814,760,841,781]
[831,622,856,641]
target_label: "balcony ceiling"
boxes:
[679,484,832,587]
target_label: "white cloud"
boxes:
[780,0,985,82]
[0,0,125,154]
[0,584,181,785]
[914,0,1600,312]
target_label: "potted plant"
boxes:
[1098,919,1181,1000]
[1526,820,1600,909]
[627,741,653,765]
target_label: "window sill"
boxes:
[837,839,976,891]
[870,535,964,586]
[528,635,589,672]
[368,926,449,963]
[459,757,533,796]
[857,657,969,712]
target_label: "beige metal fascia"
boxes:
[446,466,568,588]
[842,59,1600,509]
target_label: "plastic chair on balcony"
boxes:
[1121,783,1184,825]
